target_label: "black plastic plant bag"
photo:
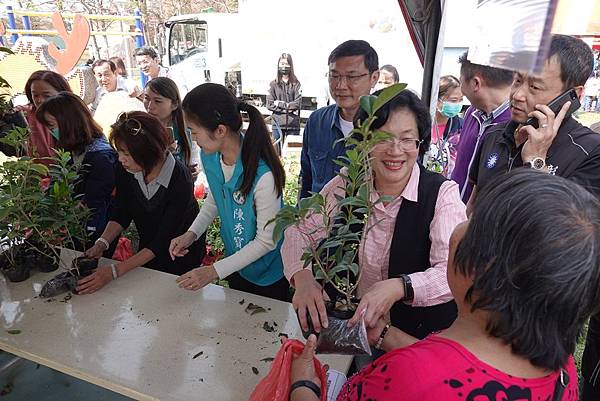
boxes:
[301,310,371,356]
[314,315,371,355]
[39,257,97,298]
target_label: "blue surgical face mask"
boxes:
[440,101,462,118]
[50,128,60,140]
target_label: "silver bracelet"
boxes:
[110,264,118,280]
[95,237,110,250]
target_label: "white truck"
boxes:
[163,0,424,111]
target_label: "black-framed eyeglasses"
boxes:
[116,112,143,136]
[327,72,369,86]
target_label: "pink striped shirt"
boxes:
[281,163,467,307]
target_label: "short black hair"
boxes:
[548,34,593,89]
[458,52,513,88]
[455,169,600,371]
[328,40,379,73]
[380,64,399,82]
[134,46,159,59]
[354,89,431,157]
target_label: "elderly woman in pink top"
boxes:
[282,90,466,341]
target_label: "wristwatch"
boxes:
[525,157,546,171]
[400,274,414,302]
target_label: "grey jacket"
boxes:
[266,80,301,130]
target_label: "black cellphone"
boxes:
[525,88,581,128]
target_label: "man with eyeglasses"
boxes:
[466,36,600,401]
[134,46,169,81]
[467,35,600,213]
[298,40,380,199]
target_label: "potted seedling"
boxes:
[0,128,92,286]
[35,149,95,296]
[0,127,49,282]
[270,84,406,354]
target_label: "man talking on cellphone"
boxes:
[466,34,600,401]
[466,34,600,214]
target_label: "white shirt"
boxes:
[339,116,354,138]
[91,78,131,113]
[117,76,142,97]
[188,156,282,279]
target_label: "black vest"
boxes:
[388,165,457,339]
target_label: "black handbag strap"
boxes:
[552,369,569,401]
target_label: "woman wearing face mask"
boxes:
[266,53,302,138]
[169,83,288,301]
[423,75,463,177]
[36,92,117,253]
[20,70,73,166]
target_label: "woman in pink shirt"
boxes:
[22,71,73,165]
[282,90,466,339]
[289,169,599,401]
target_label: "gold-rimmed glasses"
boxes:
[116,112,143,136]
[377,137,422,152]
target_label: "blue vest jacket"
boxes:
[201,150,284,286]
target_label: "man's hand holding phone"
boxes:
[519,101,571,164]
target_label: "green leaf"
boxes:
[359,95,377,115]
[348,262,359,276]
[320,240,343,249]
[6,329,21,335]
[372,83,407,114]
[272,222,284,243]
[29,163,49,176]
[314,269,327,280]
[328,263,352,276]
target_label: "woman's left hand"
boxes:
[176,265,218,291]
[189,164,199,180]
[291,334,321,386]
[348,278,405,328]
[75,266,113,294]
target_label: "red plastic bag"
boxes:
[111,237,133,261]
[194,183,206,200]
[249,339,327,401]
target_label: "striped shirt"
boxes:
[281,163,467,307]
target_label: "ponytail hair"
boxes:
[182,83,285,198]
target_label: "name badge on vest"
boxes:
[232,190,246,205]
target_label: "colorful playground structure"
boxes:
[0,6,147,100]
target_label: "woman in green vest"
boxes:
[169,83,289,301]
